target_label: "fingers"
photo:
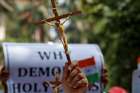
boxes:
[67,73,88,88]
[102,67,108,85]
[63,63,69,80]
[71,73,88,88]
[73,78,88,89]
[67,67,80,82]
[63,62,78,80]
[0,66,9,81]
[63,62,88,89]
[67,62,78,71]
[0,65,3,71]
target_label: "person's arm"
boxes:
[62,63,88,93]
[0,65,9,93]
[0,65,9,81]
[102,66,108,87]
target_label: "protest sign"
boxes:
[2,43,104,93]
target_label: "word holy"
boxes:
[12,82,49,93]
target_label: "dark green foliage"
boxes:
[66,0,140,92]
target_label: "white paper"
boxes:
[2,43,105,93]
[132,69,140,93]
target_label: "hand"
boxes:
[62,63,88,93]
[0,65,9,81]
[102,66,108,87]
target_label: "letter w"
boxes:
[38,51,51,60]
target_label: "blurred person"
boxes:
[109,86,128,93]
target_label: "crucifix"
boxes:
[35,0,81,93]
[35,0,81,64]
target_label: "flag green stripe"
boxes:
[86,73,99,84]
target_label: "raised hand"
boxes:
[0,65,9,93]
[62,63,88,93]
[0,65,9,81]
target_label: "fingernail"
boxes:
[68,66,72,71]
[67,62,71,65]
[73,86,77,89]
[67,79,70,82]
[80,83,88,87]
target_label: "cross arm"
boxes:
[35,11,81,24]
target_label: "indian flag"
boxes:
[78,57,100,84]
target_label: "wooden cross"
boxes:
[35,0,81,64]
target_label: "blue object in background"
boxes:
[0,90,3,93]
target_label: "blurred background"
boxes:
[0,0,140,92]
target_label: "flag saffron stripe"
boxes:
[78,57,95,68]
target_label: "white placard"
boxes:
[2,43,104,93]
[132,69,140,93]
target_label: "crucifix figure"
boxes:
[44,70,62,93]
[35,0,81,93]
[35,0,81,64]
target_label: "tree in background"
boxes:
[0,0,51,42]
[65,0,140,92]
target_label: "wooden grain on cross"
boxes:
[35,0,81,64]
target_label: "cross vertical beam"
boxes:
[51,0,59,17]
[35,0,81,64]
